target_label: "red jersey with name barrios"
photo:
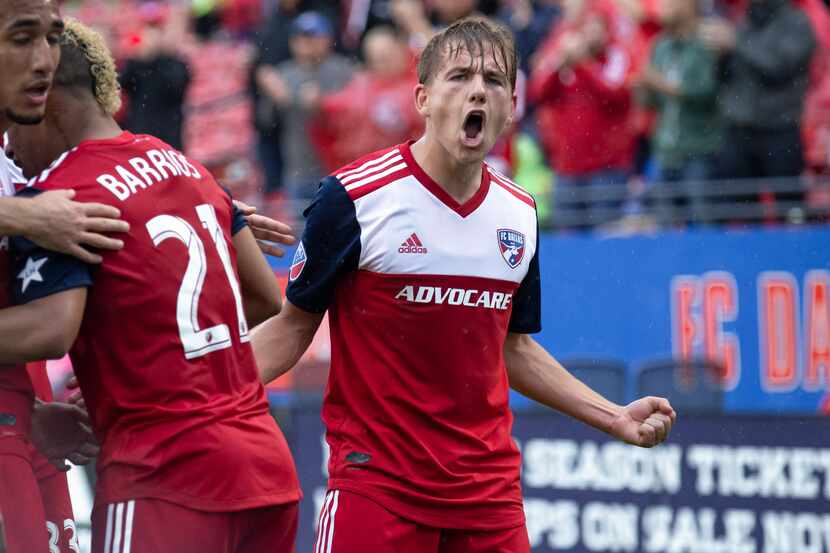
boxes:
[287,142,542,530]
[11,132,300,510]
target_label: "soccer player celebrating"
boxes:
[7,19,301,552]
[0,2,126,551]
[253,17,676,552]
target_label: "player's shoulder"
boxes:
[485,162,536,210]
[330,144,411,201]
[26,132,141,192]
[25,147,84,192]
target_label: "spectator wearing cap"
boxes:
[254,11,354,203]
[120,2,191,150]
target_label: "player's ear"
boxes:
[503,91,518,131]
[414,83,430,117]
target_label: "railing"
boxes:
[546,176,830,230]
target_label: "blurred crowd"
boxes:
[62,0,830,228]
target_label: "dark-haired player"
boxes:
[8,19,301,553]
[253,16,677,553]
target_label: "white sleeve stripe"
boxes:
[344,162,407,192]
[339,154,403,184]
[488,168,534,201]
[336,148,400,180]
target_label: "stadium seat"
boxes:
[561,358,629,406]
[635,357,725,414]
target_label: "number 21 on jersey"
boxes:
[146,204,249,360]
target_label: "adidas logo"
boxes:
[398,233,428,254]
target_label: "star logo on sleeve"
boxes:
[17,257,48,293]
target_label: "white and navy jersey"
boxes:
[0,140,25,196]
[287,141,540,530]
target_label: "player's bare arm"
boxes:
[232,198,296,257]
[0,287,85,364]
[233,225,283,326]
[503,332,677,447]
[0,190,129,263]
[251,300,323,384]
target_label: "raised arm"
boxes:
[233,225,283,327]
[504,332,676,447]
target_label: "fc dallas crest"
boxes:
[497,229,525,269]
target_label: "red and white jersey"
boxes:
[287,141,541,530]
[11,131,301,511]
[0,145,34,445]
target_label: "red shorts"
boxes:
[0,441,48,553]
[33,448,78,553]
[91,498,298,553]
[314,490,530,553]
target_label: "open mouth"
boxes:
[463,110,486,143]
[23,82,50,104]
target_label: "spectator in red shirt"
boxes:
[797,0,830,173]
[529,0,637,227]
[310,26,423,172]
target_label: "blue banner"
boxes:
[287,408,829,553]
[533,226,830,413]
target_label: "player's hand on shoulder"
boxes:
[30,399,100,472]
[233,199,296,257]
[609,396,676,448]
[26,189,130,264]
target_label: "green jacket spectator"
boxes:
[641,36,722,175]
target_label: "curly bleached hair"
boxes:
[55,18,122,115]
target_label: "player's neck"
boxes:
[59,101,122,146]
[410,137,483,205]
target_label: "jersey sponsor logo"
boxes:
[290,242,307,281]
[394,285,512,310]
[398,232,428,254]
[17,256,47,293]
[498,229,525,269]
[0,236,8,251]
